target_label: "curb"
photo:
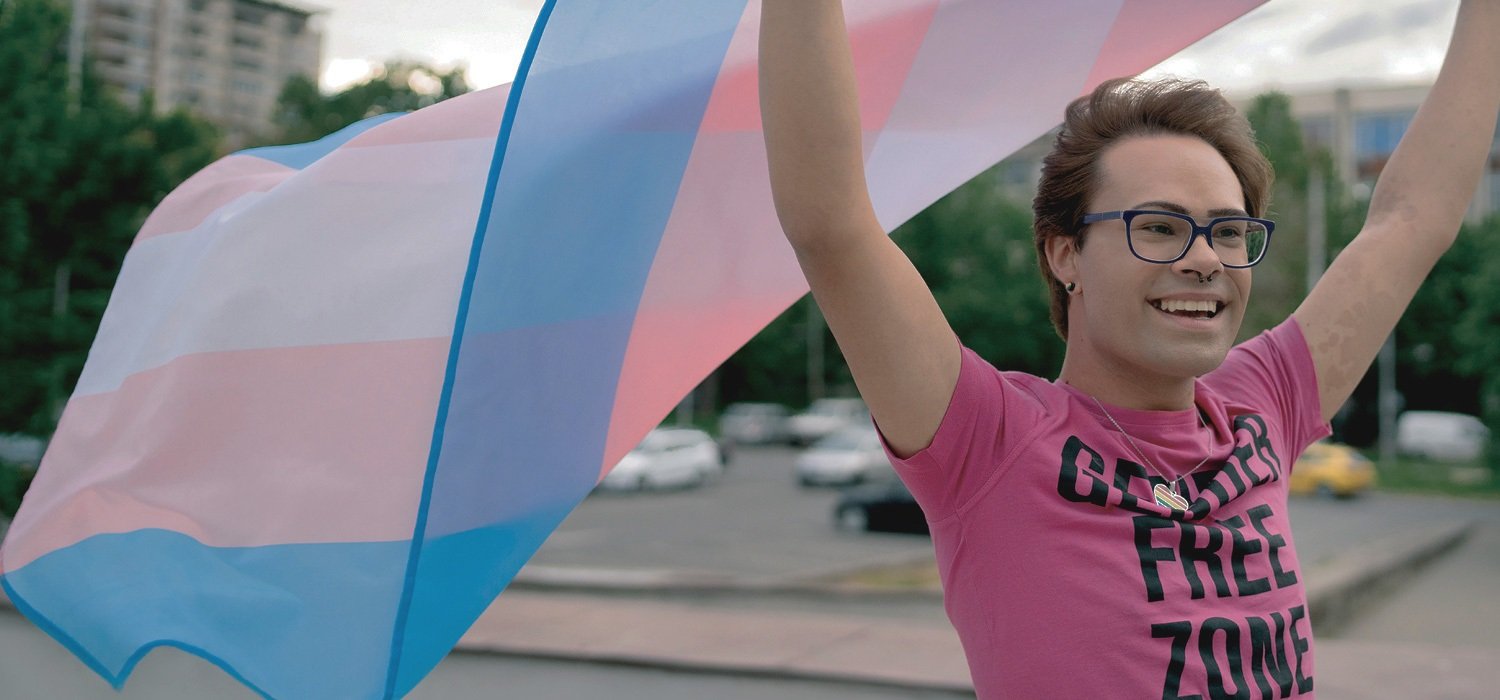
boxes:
[509,562,945,602]
[1304,519,1474,635]
[0,520,1478,695]
[459,520,1479,691]
[449,645,977,697]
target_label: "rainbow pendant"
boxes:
[1154,483,1190,511]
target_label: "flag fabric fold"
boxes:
[0,0,1263,697]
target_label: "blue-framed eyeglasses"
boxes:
[1080,209,1275,268]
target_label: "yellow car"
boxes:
[1289,442,1376,498]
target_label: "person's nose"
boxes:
[1173,230,1224,279]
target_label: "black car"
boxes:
[833,479,929,535]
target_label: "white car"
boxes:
[719,402,791,445]
[796,427,895,487]
[1396,411,1489,462]
[599,428,724,491]
[787,398,869,446]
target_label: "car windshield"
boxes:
[634,432,673,453]
[808,399,863,417]
[634,429,703,453]
[727,404,781,416]
[815,429,878,451]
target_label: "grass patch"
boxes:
[1371,454,1500,498]
[823,560,942,591]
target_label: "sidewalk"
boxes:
[449,520,1481,698]
[0,518,1488,698]
[462,590,971,694]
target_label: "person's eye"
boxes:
[1213,225,1244,239]
[1137,222,1178,236]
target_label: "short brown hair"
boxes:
[1032,78,1273,340]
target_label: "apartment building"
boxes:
[74,0,323,146]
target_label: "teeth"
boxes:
[1154,299,1220,314]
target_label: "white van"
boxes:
[1395,411,1490,462]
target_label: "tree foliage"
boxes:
[1453,215,1500,435]
[895,176,1061,376]
[272,61,470,144]
[717,166,1062,410]
[0,0,220,435]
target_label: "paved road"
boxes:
[528,445,935,581]
[0,608,970,700]
[5,443,1496,698]
[530,445,1488,584]
[1334,513,1500,648]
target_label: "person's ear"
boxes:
[1046,234,1080,291]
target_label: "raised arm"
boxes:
[1293,0,1500,422]
[759,1,961,458]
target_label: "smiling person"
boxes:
[758,1,1500,698]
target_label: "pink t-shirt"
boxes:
[882,319,1332,699]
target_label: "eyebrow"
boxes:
[1132,200,1249,218]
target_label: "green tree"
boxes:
[272,61,470,144]
[1244,91,1315,339]
[894,173,1061,377]
[1454,215,1500,437]
[717,163,1063,410]
[0,0,219,435]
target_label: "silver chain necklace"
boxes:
[1089,396,1213,512]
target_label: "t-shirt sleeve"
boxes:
[873,345,1046,521]
[1206,317,1333,461]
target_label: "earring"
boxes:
[1065,281,1078,295]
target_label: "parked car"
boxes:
[0,433,44,468]
[718,402,791,445]
[834,479,928,534]
[787,398,869,446]
[1289,441,1375,498]
[599,428,723,491]
[796,427,893,487]
[1396,411,1489,462]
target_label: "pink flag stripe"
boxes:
[866,0,1121,229]
[73,136,492,397]
[1083,0,1264,89]
[135,155,295,243]
[341,84,511,149]
[132,85,508,246]
[603,132,803,465]
[699,0,939,134]
[603,1,944,461]
[0,339,448,573]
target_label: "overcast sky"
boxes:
[310,0,1461,96]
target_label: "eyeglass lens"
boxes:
[1127,212,1268,266]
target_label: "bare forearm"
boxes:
[759,0,878,247]
[1367,0,1500,240]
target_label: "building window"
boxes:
[190,0,212,12]
[232,79,261,95]
[1354,111,1415,161]
[97,2,133,21]
[1301,115,1334,150]
[1354,110,1415,179]
[234,6,267,25]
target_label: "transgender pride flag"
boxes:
[0,1,1262,697]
